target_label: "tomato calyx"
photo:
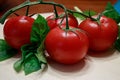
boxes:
[60,25,84,39]
[95,13,103,25]
[86,13,103,26]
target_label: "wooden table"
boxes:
[0,0,117,17]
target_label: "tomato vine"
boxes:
[0,0,120,75]
[0,0,95,29]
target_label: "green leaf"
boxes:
[21,44,47,75]
[73,6,97,20]
[24,55,41,75]
[14,44,37,73]
[30,14,49,68]
[31,14,50,45]
[115,39,120,51]
[115,25,120,51]
[0,39,17,61]
[74,10,97,20]
[35,42,47,64]
[14,14,49,75]
[37,0,42,2]
[14,59,23,72]
[103,2,120,23]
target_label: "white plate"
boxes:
[1,13,120,80]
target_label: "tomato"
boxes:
[78,16,118,51]
[46,12,78,30]
[45,25,89,64]
[3,16,34,50]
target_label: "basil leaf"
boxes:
[21,44,46,75]
[73,7,97,20]
[115,25,120,51]
[14,44,36,72]
[14,14,49,75]
[75,10,97,20]
[14,59,23,72]
[31,14,50,45]
[24,55,41,75]
[115,39,120,51]
[14,44,37,73]
[30,14,48,65]
[0,39,17,61]
[103,2,120,23]
[35,42,47,64]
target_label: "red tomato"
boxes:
[46,12,78,30]
[45,25,89,64]
[78,16,118,51]
[3,16,34,50]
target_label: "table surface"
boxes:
[0,0,117,17]
[1,13,120,80]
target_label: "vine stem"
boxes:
[53,5,58,18]
[67,9,97,21]
[0,0,96,29]
[26,5,30,16]
[0,0,69,30]
[0,1,40,24]
[40,1,69,30]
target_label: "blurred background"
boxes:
[0,0,117,17]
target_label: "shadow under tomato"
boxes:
[88,47,116,58]
[13,51,22,58]
[47,58,88,73]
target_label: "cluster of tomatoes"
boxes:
[3,12,118,64]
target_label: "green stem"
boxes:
[0,1,40,24]
[0,0,69,30]
[64,8,69,30]
[96,13,103,24]
[41,1,69,29]
[67,9,97,21]
[37,0,43,2]
[88,10,91,17]
[53,5,58,18]
[26,5,30,16]
[13,13,19,16]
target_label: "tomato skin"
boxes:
[45,25,89,64]
[78,16,118,51]
[3,16,34,50]
[46,12,78,30]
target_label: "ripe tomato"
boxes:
[78,16,118,51]
[3,16,34,50]
[46,12,78,30]
[45,25,89,64]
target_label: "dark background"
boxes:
[0,0,117,17]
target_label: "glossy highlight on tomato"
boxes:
[78,16,118,51]
[45,25,89,64]
[46,12,78,30]
[3,16,34,50]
